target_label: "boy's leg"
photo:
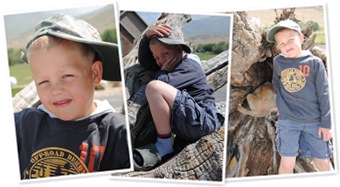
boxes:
[278,156,296,174]
[313,158,333,172]
[145,80,177,156]
[146,80,177,136]
[299,122,333,172]
[276,118,301,174]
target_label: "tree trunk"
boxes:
[12,81,40,112]
[117,13,228,181]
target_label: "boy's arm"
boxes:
[271,60,280,93]
[137,35,160,71]
[315,59,331,129]
[156,58,201,89]
[137,24,172,72]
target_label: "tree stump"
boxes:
[116,13,228,181]
[226,10,331,178]
[12,81,40,112]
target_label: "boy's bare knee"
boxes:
[146,80,163,95]
[313,158,333,171]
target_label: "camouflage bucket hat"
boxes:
[266,19,302,43]
[21,13,121,81]
[153,25,191,53]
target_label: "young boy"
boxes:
[15,14,130,179]
[267,19,333,174]
[133,24,224,171]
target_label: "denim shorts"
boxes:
[171,90,223,142]
[276,117,332,159]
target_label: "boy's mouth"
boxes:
[52,99,72,107]
[286,48,294,54]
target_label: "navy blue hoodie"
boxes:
[272,50,331,128]
[138,34,215,103]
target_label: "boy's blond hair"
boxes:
[27,35,96,63]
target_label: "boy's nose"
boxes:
[50,82,64,95]
[157,59,164,66]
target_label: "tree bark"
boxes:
[12,81,40,112]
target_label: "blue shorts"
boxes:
[276,117,332,159]
[171,90,223,142]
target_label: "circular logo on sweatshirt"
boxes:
[23,147,88,179]
[281,68,306,92]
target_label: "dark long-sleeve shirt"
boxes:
[138,34,215,103]
[15,101,130,179]
[272,50,331,128]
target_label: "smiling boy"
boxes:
[267,19,333,174]
[15,13,130,179]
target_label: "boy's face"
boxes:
[150,42,182,68]
[275,28,304,58]
[28,43,102,121]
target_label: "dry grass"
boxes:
[246,6,325,28]
[187,6,325,47]
[245,6,327,50]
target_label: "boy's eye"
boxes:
[162,52,168,58]
[277,37,295,48]
[37,80,49,86]
[62,74,74,79]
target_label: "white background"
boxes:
[0,0,338,186]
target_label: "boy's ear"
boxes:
[299,33,305,43]
[92,60,103,84]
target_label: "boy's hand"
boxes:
[161,54,181,72]
[271,107,279,115]
[318,127,332,142]
[146,24,172,38]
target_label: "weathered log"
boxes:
[205,51,229,91]
[116,126,225,180]
[230,11,264,87]
[12,81,40,112]
[226,9,331,178]
[117,13,228,181]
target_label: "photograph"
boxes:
[3,1,133,181]
[226,3,337,180]
[112,10,232,184]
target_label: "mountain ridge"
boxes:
[6,9,231,49]
[5,4,116,49]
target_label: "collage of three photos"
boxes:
[3,0,336,185]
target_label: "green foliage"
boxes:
[10,62,32,96]
[9,63,32,85]
[300,20,320,32]
[196,52,217,61]
[11,88,22,97]
[194,42,229,54]
[212,41,229,54]
[101,29,117,43]
[195,43,213,53]
[8,48,23,66]
[315,30,326,44]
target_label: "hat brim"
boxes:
[267,26,285,43]
[157,37,191,53]
[22,31,121,81]
[267,25,302,43]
